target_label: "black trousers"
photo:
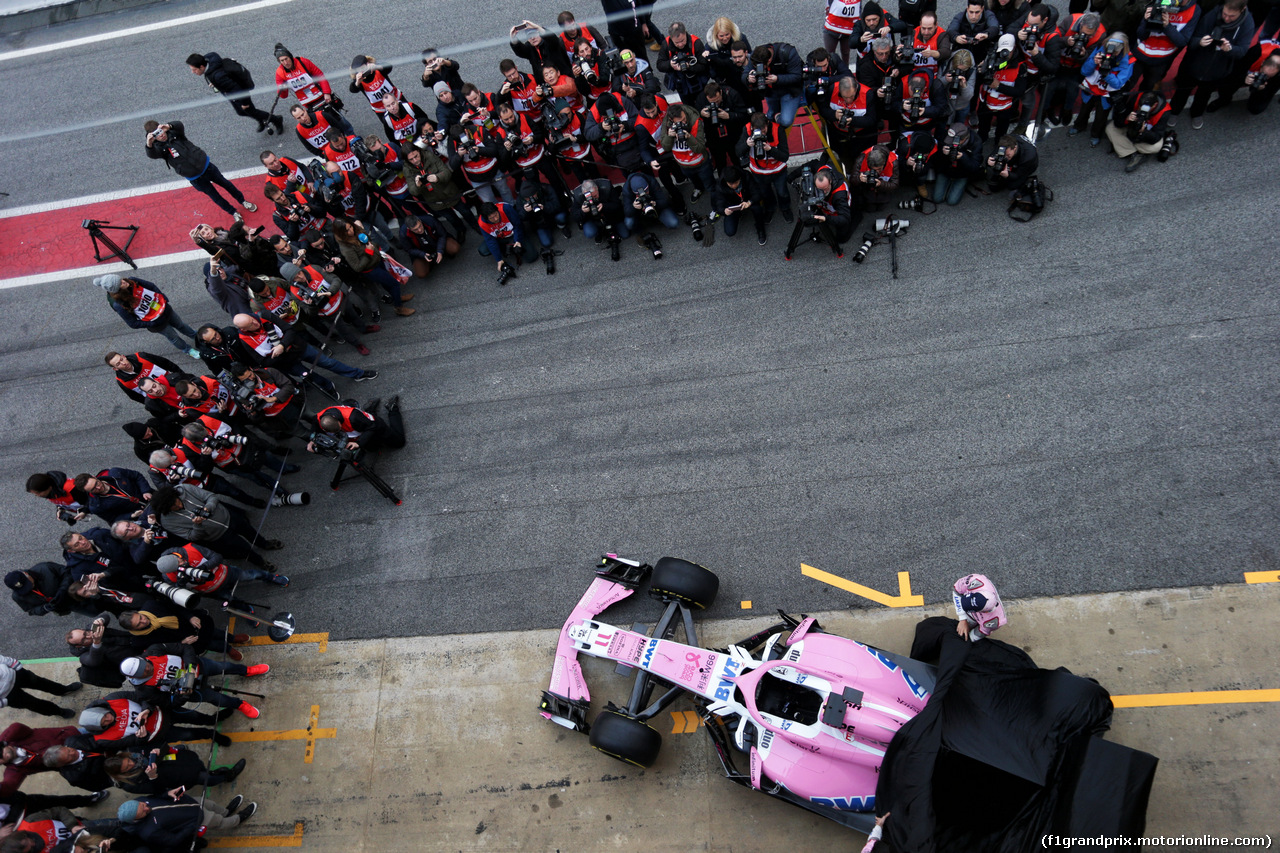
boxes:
[6,668,77,717]
[230,96,271,124]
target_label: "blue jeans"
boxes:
[624,207,680,232]
[362,263,404,306]
[191,657,249,709]
[152,307,198,353]
[677,160,715,192]
[188,161,246,216]
[228,564,274,584]
[765,92,804,128]
[932,174,968,206]
[582,220,631,240]
[302,345,364,380]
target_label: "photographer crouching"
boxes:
[985,133,1039,196]
[155,542,288,600]
[784,164,859,259]
[308,398,405,456]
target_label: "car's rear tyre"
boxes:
[589,708,662,768]
[650,557,719,610]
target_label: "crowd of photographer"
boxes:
[157,0,1278,283]
[3,262,410,848]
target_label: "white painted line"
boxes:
[0,0,295,62]
[0,250,209,290]
[0,168,262,218]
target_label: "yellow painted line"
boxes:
[180,726,335,747]
[1113,688,1280,708]
[207,821,304,848]
[227,617,329,652]
[304,705,319,764]
[801,565,924,608]
[1244,570,1280,584]
[242,632,329,653]
[740,600,753,610]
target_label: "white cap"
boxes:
[120,657,146,679]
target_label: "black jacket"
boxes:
[143,122,209,179]
[1183,7,1255,82]
[120,795,206,850]
[745,43,804,97]
[59,752,114,791]
[10,562,73,615]
[200,52,253,98]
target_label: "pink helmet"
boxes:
[952,573,1008,637]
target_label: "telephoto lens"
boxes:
[898,197,924,211]
[497,261,517,286]
[852,234,875,263]
[643,232,663,259]
[271,491,311,507]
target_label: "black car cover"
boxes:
[874,617,1157,852]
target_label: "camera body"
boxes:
[57,506,80,525]
[635,188,657,218]
[897,42,917,72]
[753,63,769,91]
[990,149,1009,174]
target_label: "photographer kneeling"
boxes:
[308,398,405,456]
[156,542,289,599]
[225,361,306,442]
[985,133,1038,196]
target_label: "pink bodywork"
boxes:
[542,577,931,812]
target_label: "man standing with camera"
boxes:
[1132,0,1200,92]
[149,484,280,570]
[143,121,256,219]
[745,42,805,128]
[1168,0,1254,128]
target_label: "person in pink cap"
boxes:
[952,573,1007,641]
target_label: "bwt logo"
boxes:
[812,795,875,811]
[713,657,742,701]
[642,638,658,669]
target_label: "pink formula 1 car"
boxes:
[538,555,937,834]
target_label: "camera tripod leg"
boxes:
[329,459,349,491]
[347,458,403,505]
[783,219,807,260]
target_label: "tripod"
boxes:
[329,448,402,505]
[783,215,844,260]
[83,219,139,269]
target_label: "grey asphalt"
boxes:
[1,0,1278,660]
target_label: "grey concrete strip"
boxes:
[0,0,160,35]
[15,582,1280,850]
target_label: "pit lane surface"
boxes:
[1,0,1279,665]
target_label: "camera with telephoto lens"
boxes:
[146,579,202,610]
[522,197,544,217]
[506,134,528,158]
[898,197,925,211]
[750,129,768,159]
[1022,23,1041,45]
[635,187,657,217]
[989,149,1008,175]
[708,104,719,126]
[906,94,924,121]
[1096,48,1120,74]
[642,232,664,259]
[687,213,705,242]
[166,463,202,484]
[179,566,214,585]
[803,65,831,99]
[752,63,769,91]
[579,58,599,85]
[852,233,875,263]
[1157,131,1178,161]
[875,216,909,234]
[204,429,250,451]
[1065,30,1090,61]
[977,58,997,86]
[674,126,690,144]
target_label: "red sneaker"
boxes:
[227,647,243,662]
[238,701,260,719]
[355,343,371,356]
[364,324,381,333]
[246,664,270,677]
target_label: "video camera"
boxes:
[604,47,624,76]
[217,368,262,412]
[309,430,362,462]
[795,166,825,220]
[896,41,917,73]
[1146,0,1180,16]
[303,158,338,204]
[350,138,398,187]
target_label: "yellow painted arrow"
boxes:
[801,565,924,608]
[1244,571,1280,585]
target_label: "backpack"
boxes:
[220,56,254,90]
[1008,176,1052,222]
